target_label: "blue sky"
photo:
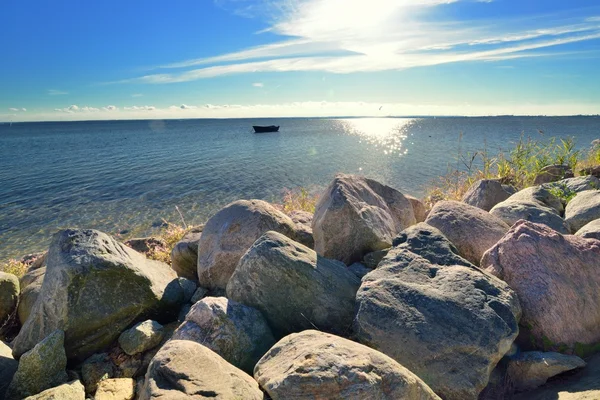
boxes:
[1,0,600,121]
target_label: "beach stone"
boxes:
[6,330,69,400]
[490,199,570,233]
[0,341,18,399]
[354,223,521,400]
[482,220,600,351]
[565,190,600,232]
[12,229,186,361]
[507,185,565,214]
[118,320,164,356]
[289,210,315,248]
[172,296,275,373]
[575,218,600,240]
[508,351,586,392]
[227,231,361,338]
[171,227,202,281]
[197,199,300,290]
[461,179,512,211]
[406,194,428,222]
[95,378,135,400]
[81,353,114,395]
[348,262,371,279]
[254,330,441,400]
[18,266,45,324]
[362,248,389,268]
[139,340,263,400]
[0,272,19,325]
[312,174,416,264]
[547,175,600,193]
[123,237,166,255]
[23,380,85,400]
[533,164,574,185]
[425,200,509,265]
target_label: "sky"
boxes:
[1,0,600,121]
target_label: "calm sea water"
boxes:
[1,116,599,261]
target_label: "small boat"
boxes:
[253,125,280,133]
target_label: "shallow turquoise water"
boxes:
[1,116,599,260]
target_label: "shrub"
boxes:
[281,187,319,214]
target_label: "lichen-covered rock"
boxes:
[197,199,301,290]
[139,340,263,400]
[23,380,85,400]
[461,179,512,211]
[406,194,428,222]
[172,296,275,373]
[482,220,600,351]
[490,200,570,233]
[6,330,69,400]
[171,227,202,281]
[81,353,115,395]
[0,341,18,399]
[312,174,416,264]
[507,351,586,392]
[425,200,509,265]
[564,190,600,232]
[227,231,360,338]
[118,320,164,356]
[255,330,441,400]
[354,223,521,400]
[288,210,315,248]
[575,218,600,240]
[95,378,135,400]
[507,185,564,214]
[0,271,19,325]
[18,266,45,325]
[11,229,186,361]
[533,164,574,185]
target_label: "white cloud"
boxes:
[123,105,155,111]
[48,89,68,95]
[179,104,197,109]
[8,108,19,111]
[21,108,26,111]
[54,104,101,113]
[253,82,264,87]
[113,0,600,84]
[103,105,118,111]
[8,107,26,112]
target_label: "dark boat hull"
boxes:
[253,125,280,133]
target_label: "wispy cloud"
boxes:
[8,107,26,112]
[48,89,68,95]
[113,0,600,84]
[252,82,264,87]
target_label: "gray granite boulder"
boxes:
[406,194,428,222]
[312,174,416,264]
[140,340,263,399]
[172,296,275,373]
[565,190,600,232]
[547,175,600,193]
[533,164,574,185]
[23,380,85,400]
[198,199,301,290]
[0,341,18,399]
[11,229,186,361]
[288,210,315,248]
[425,200,509,265]
[506,185,564,214]
[354,223,521,400]
[255,330,441,400]
[461,179,512,211]
[0,272,19,326]
[171,227,202,281]
[18,266,45,325]
[227,231,361,338]
[118,320,164,356]
[507,351,586,392]
[575,218,600,240]
[490,200,570,233]
[6,330,69,400]
[482,220,600,351]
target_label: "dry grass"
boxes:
[0,259,28,278]
[281,187,320,214]
[147,221,193,265]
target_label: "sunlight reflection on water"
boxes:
[336,118,414,156]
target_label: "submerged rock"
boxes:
[312,174,416,264]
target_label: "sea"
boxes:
[1,116,599,261]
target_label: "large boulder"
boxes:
[424,200,509,265]
[312,174,416,264]
[507,185,564,214]
[18,266,46,325]
[461,179,512,211]
[23,380,85,400]
[564,190,600,233]
[0,341,18,399]
[354,223,521,400]
[575,218,600,240]
[254,330,441,400]
[197,199,301,290]
[489,200,570,234]
[227,231,361,338]
[482,220,600,352]
[11,229,186,361]
[0,272,19,325]
[533,164,574,185]
[547,175,600,193]
[507,351,586,392]
[139,340,263,399]
[6,330,68,400]
[288,210,315,248]
[171,227,202,281]
[172,296,275,373]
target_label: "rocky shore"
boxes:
[1,171,600,400]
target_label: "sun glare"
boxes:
[338,118,414,156]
